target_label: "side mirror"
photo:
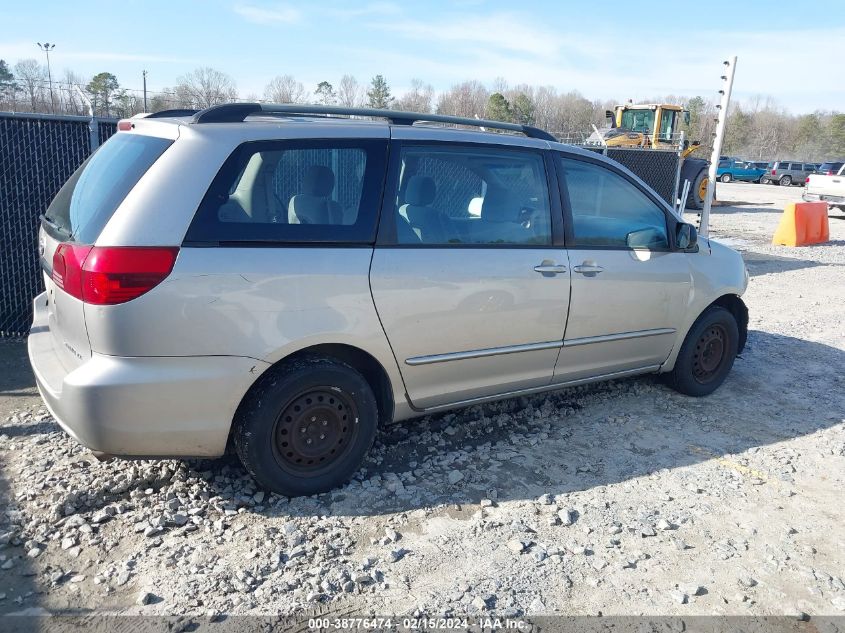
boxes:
[676,223,697,250]
[605,110,616,128]
[683,110,691,125]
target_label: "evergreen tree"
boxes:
[485,92,512,123]
[366,75,393,109]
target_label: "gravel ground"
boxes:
[1,181,843,620]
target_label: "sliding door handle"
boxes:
[534,264,567,275]
[573,262,604,276]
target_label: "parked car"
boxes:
[28,104,749,496]
[804,163,845,211]
[716,159,765,183]
[817,161,844,176]
[762,161,815,186]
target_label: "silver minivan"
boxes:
[28,104,749,496]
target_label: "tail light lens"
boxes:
[771,169,776,175]
[52,245,179,305]
[52,244,93,299]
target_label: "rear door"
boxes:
[553,153,691,381]
[370,140,569,409]
[39,132,174,371]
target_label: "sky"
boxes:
[1,0,843,114]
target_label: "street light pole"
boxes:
[36,42,56,113]
[143,69,148,112]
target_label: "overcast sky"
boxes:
[2,0,843,113]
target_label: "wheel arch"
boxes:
[709,294,748,353]
[228,343,396,452]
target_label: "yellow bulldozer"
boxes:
[587,103,710,210]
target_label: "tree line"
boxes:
[1,59,843,162]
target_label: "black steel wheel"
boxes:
[664,306,739,397]
[272,388,359,476]
[691,324,729,384]
[234,356,379,496]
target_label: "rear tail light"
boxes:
[52,244,93,299]
[806,176,810,184]
[771,169,776,175]
[52,245,179,305]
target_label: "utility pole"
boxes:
[142,69,148,112]
[36,42,56,113]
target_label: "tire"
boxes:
[720,173,732,183]
[664,306,739,397]
[686,169,708,210]
[780,175,792,186]
[760,176,770,184]
[233,356,379,496]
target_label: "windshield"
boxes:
[44,134,173,244]
[620,109,655,134]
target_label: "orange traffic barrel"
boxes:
[772,202,829,247]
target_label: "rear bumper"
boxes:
[803,191,845,205]
[27,291,270,457]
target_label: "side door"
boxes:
[370,140,570,410]
[552,153,692,382]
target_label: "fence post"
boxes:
[73,83,99,151]
[672,131,684,210]
[89,117,100,151]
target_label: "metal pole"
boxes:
[672,130,684,210]
[700,56,737,237]
[37,42,56,113]
[143,70,148,112]
[74,84,99,151]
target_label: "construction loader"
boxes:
[587,103,710,210]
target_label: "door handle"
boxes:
[573,262,604,276]
[533,263,567,275]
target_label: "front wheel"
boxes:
[233,356,379,496]
[664,306,739,397]
[720,173,732,183]
[760,176,770,184]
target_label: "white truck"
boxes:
[804,164,845,210]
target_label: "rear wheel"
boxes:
[664,306,739,397]
[720,173,732,183]
[234,356,378,496]
[760,176,770,184]
[780,175,792,186]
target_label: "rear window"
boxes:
[44,134,173,244]
[820,162,843,172]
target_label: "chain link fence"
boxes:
[579,146,681,206]
[0,112,117,337]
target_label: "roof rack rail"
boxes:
[191,103,557,142]
[144,109,199,119]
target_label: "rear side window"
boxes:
[393,145,552,246]
[185,139,387,243]
[44,134,172,244]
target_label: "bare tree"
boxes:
[264,75,307,104]
[337,75,362,107]
[174,67,238,109]
[394,79,434,113]
[14,58,47,112]
[436,81,489,118]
